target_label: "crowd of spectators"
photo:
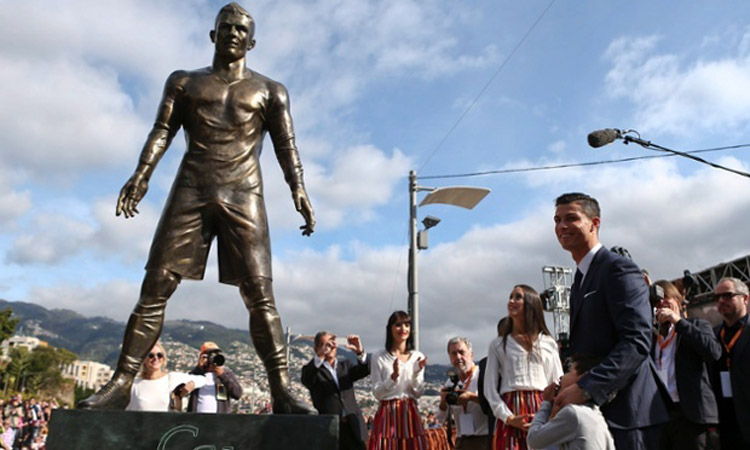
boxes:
[0,396,58,450]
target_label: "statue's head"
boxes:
[210,2,256,59]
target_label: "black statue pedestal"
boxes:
[48,410,338,450]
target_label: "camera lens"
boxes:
[209,352,225,366]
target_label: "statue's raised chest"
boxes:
[185,75,268,128]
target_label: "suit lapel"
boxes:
[570,247,604,331]
[319,361,339,391]
[579,248,602,297]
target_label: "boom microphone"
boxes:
[587,128,622,148]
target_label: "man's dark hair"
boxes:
[555,192,601,220]
[570,353,603,374]
[313,330,331,349]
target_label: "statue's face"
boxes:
[212,12,254,60]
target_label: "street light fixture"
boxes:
[408,170,491,350]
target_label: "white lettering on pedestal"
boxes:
[157,424,235,450]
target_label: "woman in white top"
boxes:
[367,310,428,450]
[484,285,563,450]
[126,342,207,412]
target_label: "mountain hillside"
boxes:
[0,299,250,367]
[0,299,449,383]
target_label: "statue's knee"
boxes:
[135,268,180,311]
[240,277,276,311]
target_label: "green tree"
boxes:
[26,346,77,397]
[0,308,18,343]
[7,346,31,392]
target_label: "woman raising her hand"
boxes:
[368,311,428,450]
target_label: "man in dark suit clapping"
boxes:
[302,332,370,450]
[551,192,670,450]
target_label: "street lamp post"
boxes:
[408,169,491,350]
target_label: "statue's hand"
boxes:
[116,172,149,218]
[292,187,315,236]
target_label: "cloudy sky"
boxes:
[1,0,750,364]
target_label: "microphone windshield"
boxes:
[587,129,621,148]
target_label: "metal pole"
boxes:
[285,326,291,363]
[408,170,419,351]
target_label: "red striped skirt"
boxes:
[367,398,428,450]
[492,390,543,450]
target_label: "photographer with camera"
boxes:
[187,341,243,413]
[438,337,489,450]
[650,279,721,450]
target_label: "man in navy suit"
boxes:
[713,277,750,449]
[301,332,370,450]
[552,192,670,450]
[651,279,721,450]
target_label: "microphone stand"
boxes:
[621,133,750,179]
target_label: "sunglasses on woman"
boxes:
[147,352,164,360]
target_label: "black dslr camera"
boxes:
[205,349,225,367]
[649,283,665,308]
[649,283,665,329]
[444,368,461,405]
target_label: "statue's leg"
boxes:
[77,268,180,409]
[239,276,315,415]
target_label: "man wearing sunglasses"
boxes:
[713,277,750,449]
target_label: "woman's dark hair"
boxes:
[497,316,508,336]
[499,284,552,350]
[653,279,684,310]
[385,310,414,352]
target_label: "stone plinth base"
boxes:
[48,410,338,450]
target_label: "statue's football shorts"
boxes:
[145,184,272,286]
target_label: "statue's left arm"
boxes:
[266,83,315,236]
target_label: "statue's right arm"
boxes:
[116,71,186,218]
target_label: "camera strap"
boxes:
[460,365,477,388]
[656,328,676,368]
[720,324,745,369]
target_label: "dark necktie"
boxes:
[571,269,583,317]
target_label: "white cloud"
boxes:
[89,198,161,263]
[5,197,159,266]
[0,55,147,179]
[0,1,207,89]
[0,164,31,229]
[263,145,411,231]
[29,280,140,321]
[547,140,566,154]
[247,0,498,135]
[0,1,218,182]
[6,214,94,265]
[604,33,750,135]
